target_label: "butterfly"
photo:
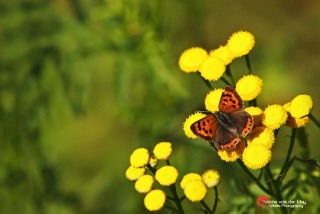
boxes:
[190,86,253,150]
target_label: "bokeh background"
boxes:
[1,0,319,213]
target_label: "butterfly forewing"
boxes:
[218,86,243,113]
[190,114,217,142]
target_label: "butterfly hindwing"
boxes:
[190,114,217,142]
[218,86,243,113]
[227,110,253,138]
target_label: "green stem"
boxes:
[309,113,320,129]
[236,159,272,195]
[212,186,219,214]
[147,163,156,174]
[221,76,232,86]
[200,200,211,214]
[277,128,297,183]
[170,184,185,214]
[245,54,252,74]
[225,65,235,87]
[197,72,213,90]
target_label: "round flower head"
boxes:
[286,115,310,128]
[144,189,166,211]
[218,140,246,162]
[262,104,288,130]
[227,30,255,58]
[245,106,263,126]
[149,156,158,168]
[183,112,207,139]
[209,45,234,65]
[248,126,275,149]
[184,180,207,202]
[205,88,224,113]
[242,145,271,170]
[135,174,154,194]
[285,95,313,118]
[236,75,263,101]
[153,142,172,160]
[130,148,150,168]
[179,47,208,72]
[202,169,220,188]
[180,173,202,190]
[155,166,179,186]
[199,56,226,81]
[125,165,146,181]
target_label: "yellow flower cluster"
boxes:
[178,31,255,81]
[180,169,220,202]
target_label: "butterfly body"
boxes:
[191,86,253,150]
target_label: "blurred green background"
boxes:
[0,0,319,213]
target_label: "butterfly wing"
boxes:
[213,124,240,150]
[230,110,254,137]
[219,86,243,113]
[190,114,217,142]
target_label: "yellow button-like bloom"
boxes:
[242,145,271,170]
[184,180,207,202]
[285,94,313,118]
[236,75,263,101]
[262,104,288,130]
[209,45,234,65]
[149,156,158,168]
[218,140,246,162]
[135,174,154,194]
[227,30,255,58]
[130,148,150,168]
[205,88,224,113]
[179,47,208,72]
[202,169,220,188]
[153,142,172,160]
[199,56,226,81]
[245,106,263,126]
[125,165,146,181]
[144,189,166,211]
[248,126,275,149]
[183,112,207,139]
[180,173,202,190]
[155,166,179,186]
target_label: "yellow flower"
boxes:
[205,88,224,113]
[285,95,313,118]
[135,174,154,194]
[209,45,234,65]
[245,106,263,126]
[242,145,271,170]
[202,169,220,188]
[184,180,207,202]
[248,126,275,149]
[155,166,179,186]
[286,115,310,128]
[125,165,146,181]
[199,56,226,81]
[153,142,172,160]
[183,112,207,139]
[227,31,255,58]
[236,75,263,101]
[180,173,202,190]
[144,189,166,211]
[218,140,246,162]
[130,148,150,168]
[262,104,288,130]
[179,47,208,72]
[149,156,158,167]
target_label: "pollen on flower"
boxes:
[245,106,263,126]
[248,126,275,149]
[184,180,207,202]
[205,88,224,113]
[209,45,234,65]
[155,166,179,186]
[285,94,313,118]
[227,30,255,58]
[135,174,154,194]
[262,104,288,130]
[183,112,207,139]
[125,165,146,181]
[180,173,202,190]
[202,169,220,188]
[242,145,271,170]
[144,189,166,211]
[236,75,263,101]
[153,142,172,160]
[199,56,226,81]
[179,47,208,73]
[218,140,246,162]
[130,148,150,168]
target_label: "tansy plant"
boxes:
[126,31,320,213]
